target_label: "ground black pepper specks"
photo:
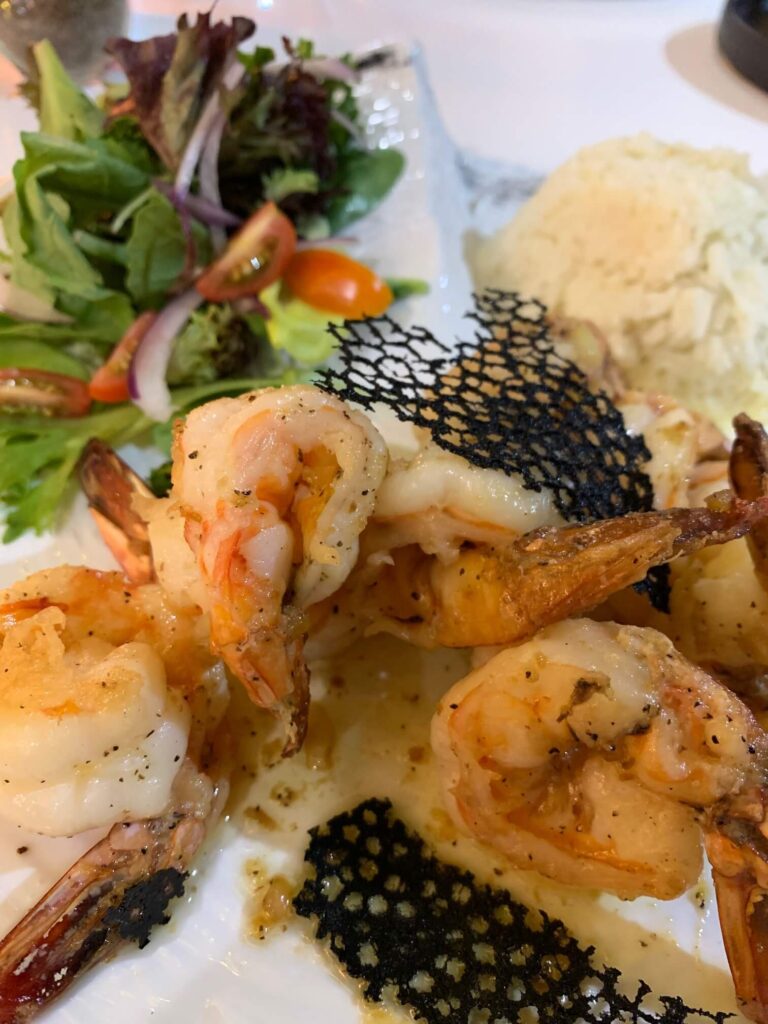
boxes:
[317,290,669,611]
[294,799,729,1024]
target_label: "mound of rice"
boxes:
[471,134,768,432]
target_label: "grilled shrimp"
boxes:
[0,566,224,836]
[660,416,768,708]
[318,494,768,650]
[0,565,229,1020]
[431,618,768,1023]
[173,385,388,751]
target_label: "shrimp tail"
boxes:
[0,763,216,1023]
[404,495,768,648]
[730,415,768,594]
[706,790,768,1024]
[77,439,155,585]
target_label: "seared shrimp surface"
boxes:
[432,618,768,1022]
[0,566,222,837]
[317,495,768,651]
[173,385,387,750]
[0,565,229,1020]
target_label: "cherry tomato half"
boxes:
[89,311,157,404]
[195,202,297,302]
[282,249,393,319]
[0,368,91,417]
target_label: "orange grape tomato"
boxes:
[283,249,393,318]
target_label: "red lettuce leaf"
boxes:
[106,12,255,172]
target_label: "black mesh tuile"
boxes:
[318,290,669,609]
[294,799,730,1024]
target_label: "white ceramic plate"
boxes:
[0,8,753,1024]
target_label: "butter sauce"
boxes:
[230,634,748,1022]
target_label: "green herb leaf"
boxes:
[262,168,319,204]
[295,39,315,60]
[327,148,405,233]
[261,283,341,365]
[8,132,152,307]
[106,13,255,171]
[124,191,187,307]
[32,40,103,142]
[167,303,261,386]
[0,294,134,351]
[0,402,150,541]
[148,460,173,497]
[238,46,275,72]
[18,132,151,225]
[386,277,430,301]
[0,339,90,378]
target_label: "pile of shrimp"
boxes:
[5,344,768,1021]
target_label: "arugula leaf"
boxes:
[0,339,89,378]
[327,148,405,232]
[124,191,187,306]
[15,177,106,300]
[262,168,319,204]
[2,194,55,304]
[55,294,136,346]
[0,295,134,356]
[0,402,149,541]
[32,40,103,142]
[106,12,255,171]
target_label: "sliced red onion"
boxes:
[175,60,246,198]
[232,295,270,319]
[266,57,357,83]
[198,109,229,253]
[0,277,73,324]
[330,107,364,145]
[154,180,242,229]
[128,289,204,422]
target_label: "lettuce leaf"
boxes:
[326,149,405,233]
[261,283,340,365]
[166,303,262,386]
[124,191,188,306]
[0,339,89,378]
[32,40,103,142]
[106,12,255,171]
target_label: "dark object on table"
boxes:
[719,0,768,94]
[0,0,126,81]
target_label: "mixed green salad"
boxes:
[0,12,419,541]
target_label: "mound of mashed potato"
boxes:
[471,134,768,432]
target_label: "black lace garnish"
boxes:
[294,799,730,1024]
[317,290,669,610]
[103,867,187,949]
